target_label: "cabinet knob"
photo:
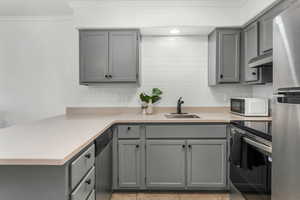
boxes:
[220,74,223,79]
[252,72,257,75]
[84,153,91,159]
[188,145,192,149]
[136,144,140,148]
[105,75,108,78]
[108,75,112,78]
[182,145,186,148]
[127,127,131,131]
[85,179,91,185]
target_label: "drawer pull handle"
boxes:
[84,153,91,159]
[85,179,92,185]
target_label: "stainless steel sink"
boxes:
[165,113,200,119]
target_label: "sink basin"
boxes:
[165,113,200,119]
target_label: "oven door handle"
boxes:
[243,137,272,155]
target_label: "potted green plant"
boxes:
[139,88,163,114]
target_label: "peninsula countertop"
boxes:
[0,107,271,165]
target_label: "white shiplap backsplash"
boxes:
[0,19,254,126]
[252,83,273,99]
[75,36,253,107]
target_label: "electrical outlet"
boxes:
[223,94,228,102]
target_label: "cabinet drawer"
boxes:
[146,125,227,139]
[71,145,95,190]
[118,125,140,139]
[87,190,95,200]
[71,167,95,200]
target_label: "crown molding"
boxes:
[70,0,248,8]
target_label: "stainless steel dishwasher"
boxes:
[95,129,113,200]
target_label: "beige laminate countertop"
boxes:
[0,107,271,166]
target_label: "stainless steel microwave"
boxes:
[230,98,269,117]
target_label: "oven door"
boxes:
[230,134,272,200]
[231,99,245,115]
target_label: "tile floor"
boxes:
[111,192,229,200]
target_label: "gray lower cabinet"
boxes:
[71,167,95,200]
[146,140,186,188]
[118,140,141,188]
[146,125,226,139]
[118,125,141,139]
[243,22,259,82]
[79,29,140,85]
[71,145,95,190]
[0,144,96,200]
[187,140,227,189]
[208,28,241,85]
[114,124,228,191]
[0,165,70,200]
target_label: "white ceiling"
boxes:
[0,0,72,16]
[0,0,248,16]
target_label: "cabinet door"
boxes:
[118,140,141,188]
[260,14,274,54]
[259,1,290,54]
[187,140,227,188]
[80,31,109,83]
[244,22,259,82]
[146,140,186,188]
[218,30,240,83]
[109,31,138,82]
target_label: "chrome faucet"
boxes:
[177,97,184,114]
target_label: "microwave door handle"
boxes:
[243,137,272,155]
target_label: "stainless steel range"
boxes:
[229,121,272,200]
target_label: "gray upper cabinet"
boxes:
[109,31,139,82]
[259,0,290,54]
[79,29,140,85]
[208,28,241,86]
[243,22,259,82]
[146,140,186,189]
[187,140,227,189]
[118,140,141,188]
[259,14,273,54]
[80,31,109,83]
[218,30,240,83]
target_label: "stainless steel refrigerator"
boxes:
[273,1,300,200]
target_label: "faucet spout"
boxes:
[177,97,184,114]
